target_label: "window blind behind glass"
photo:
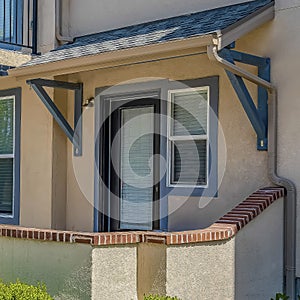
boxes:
[0,98,14,154]
[0,158,13,213]
[172,140,207,185]
[0,97,14,214]
[171,89,208,185]
[172,90,208,136]
[120,106,154,230]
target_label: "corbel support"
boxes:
[219,48,270,150]
[27,78,83,156]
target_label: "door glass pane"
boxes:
[0,97,14,155]
[0,158,13,214]
[171,89,208,136]
[120,106,154,230]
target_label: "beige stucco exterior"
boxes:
[167,239,236,300]
[0,3,285,235]
[63,42,268,232]
[0,76,53,228]
[0,49,31,67]
[137,243,166,299]
[166,197,284,300]
[235,4,300,276]
[0,1,298,297]
[92,246,138,300]
[0,237,92,299]
[37,0,56,53]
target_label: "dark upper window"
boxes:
[0,0,37,53]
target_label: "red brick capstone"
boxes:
[0,187,284,246]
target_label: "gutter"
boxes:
[207,44,297,299]
[55,0,73,43]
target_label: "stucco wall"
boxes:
[0,77,53,229]
[167,239,235,300]
[0,237,92,299]
[0,198,284,300]
[65,47,269,232]
[33,0,300,280]
[138,243,166,299]
[92,246,137,300]
[34,1,300,278]
[0,49,31,67]
[52,78,68,230]
[37,0,56,53]
[235,198,284,299]
[0,239,164,300]
[231,4,300,277]
[20,81,53,228]
[166,198,284,300]
[0,3,289,237]
[0,0,296,279]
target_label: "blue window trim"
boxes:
[0,87,21,225]
[160,77,219,199]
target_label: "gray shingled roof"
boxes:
[22,0,273,68]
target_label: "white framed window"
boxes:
[167,86,210,188]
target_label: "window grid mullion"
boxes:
[0,154,14,158]
[169,135,207,142]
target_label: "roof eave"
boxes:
[9,1,275,79]
[9,34,215,79]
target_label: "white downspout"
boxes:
[55,0,73,44]
[207,44,273,91]
[207,44,297,299]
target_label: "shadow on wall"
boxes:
[0,239,92,300]
[234,198,284,299]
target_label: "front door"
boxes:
[102,98,160,231]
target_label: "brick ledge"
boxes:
[0,187,284,246]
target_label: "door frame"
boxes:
[97,90,161,232]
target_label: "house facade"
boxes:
[0,0,298,299]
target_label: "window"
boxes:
[164,77,219,197]
[0,88,20,224]
[168,87,209,186]
[168,87,209,187]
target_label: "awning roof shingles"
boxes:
[22,0,273,68]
